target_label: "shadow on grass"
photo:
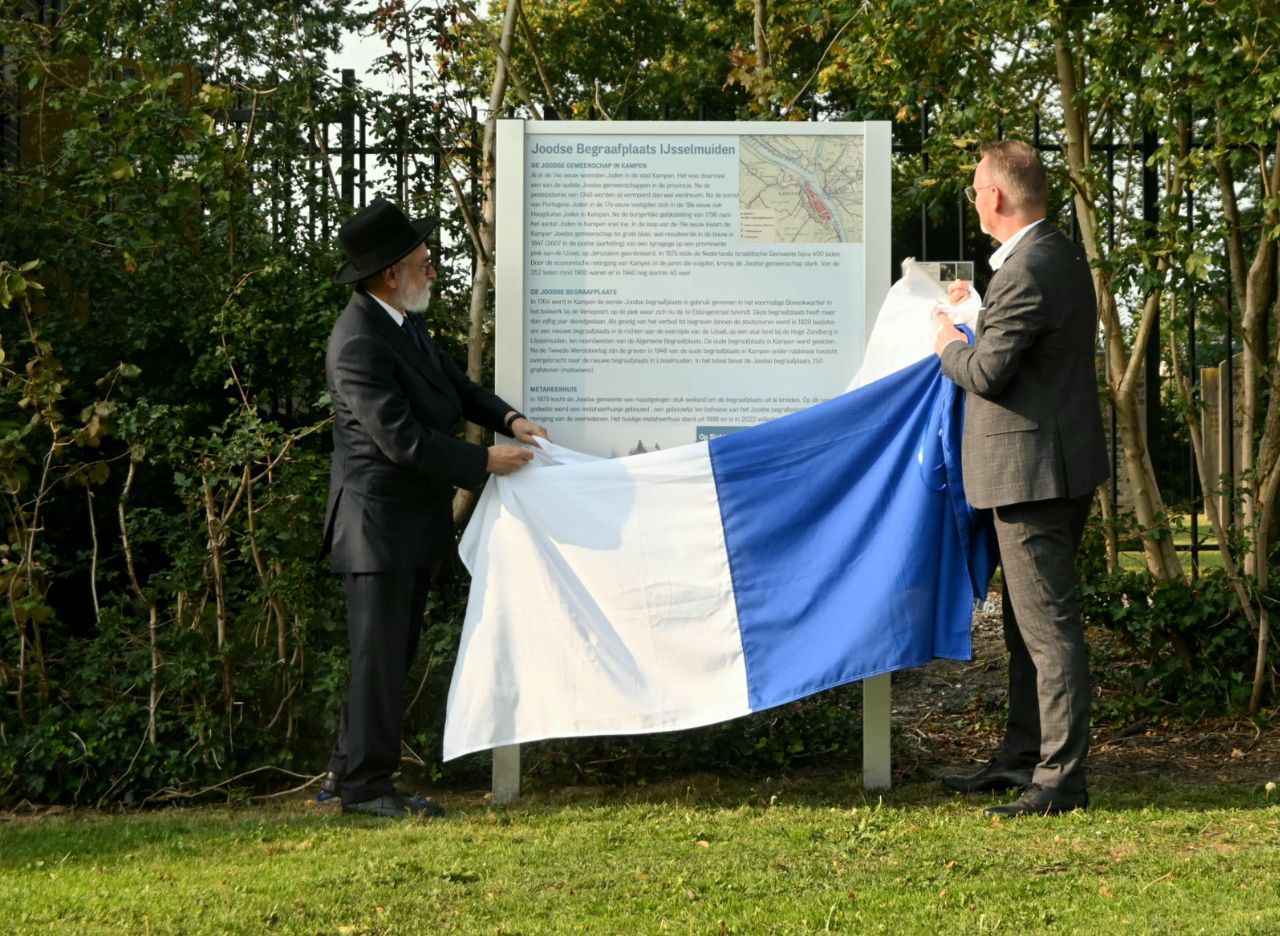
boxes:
[0,806,356,870]
[505,765,1270,814]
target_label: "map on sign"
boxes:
[739,135,865,244]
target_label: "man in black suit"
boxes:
[320,200,545,818]
[933,141,1108,817]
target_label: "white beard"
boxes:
[401,280,434,313]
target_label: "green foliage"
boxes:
[1078,517,1264,720]
[1082,568,1256,719]
[475,0,759,119]
[0,2,449,806]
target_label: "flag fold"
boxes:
[445,267,996,760]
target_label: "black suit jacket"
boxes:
[940,223,1108,509]
[321,289,513,573]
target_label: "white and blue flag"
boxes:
[443,266,995,761]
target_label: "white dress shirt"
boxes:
[368,291,406,327]
[988,218,1044,271]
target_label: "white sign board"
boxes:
[491,121,893,796]
[494,121,891,452]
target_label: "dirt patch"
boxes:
[892,595,1280,788]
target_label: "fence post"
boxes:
[1225,291,1235,517]
[1142,131,1161,472]
[470,104,480,277]
[1187,183,1199,576]
[431,104,442,267]
[340,69,356,208]
[492,745,521,803]
[862,674,892,789]
[919,103,929,261]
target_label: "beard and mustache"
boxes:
[399,278,434,313]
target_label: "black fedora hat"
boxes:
[334,200,438,285]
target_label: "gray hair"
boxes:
[981,140,1047,212]
[360,260,403,292]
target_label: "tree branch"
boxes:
[516,1,563,117]
[463,2,542,118]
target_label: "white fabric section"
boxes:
[988,218,1043,270]
[847,258,982,390]
[445,440,750,760]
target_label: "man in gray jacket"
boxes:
[320,200,545,818]
[933,141,1107,816]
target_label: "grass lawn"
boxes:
[2,773,1277,934]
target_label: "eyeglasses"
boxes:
[398,260,435,275]
[964,184,995,204]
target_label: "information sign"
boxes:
[495,121,891,455]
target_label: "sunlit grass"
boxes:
[1118,511,1225,574]
[1,773,1276,934]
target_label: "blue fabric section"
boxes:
[709,353,996,713]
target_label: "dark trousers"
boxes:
[327,566,433,804]
[992,493,1093,793]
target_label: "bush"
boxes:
[0,6,482,805]
[1078,518,1263,720]
[523,687,865,786]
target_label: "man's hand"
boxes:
[509,416,549,445]
[933,308,967,357]
[947,279,973,306]
[487,444,534,475]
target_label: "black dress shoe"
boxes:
[394,789,445,818]
[342,791,445,819]
[942,759,1033,794]
[984,783,1088,817]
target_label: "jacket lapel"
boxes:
[977,223,1059,337]
[353,292,459,405]
[405,313,443,371]
[1002,220,1056,265]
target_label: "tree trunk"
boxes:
[1053,33,1182,580]
[1240,138,1279,587]
[754,0,770,112]
[118,460,161,745]
[1096,484,1119,573]
[201,477,234,710]
[1230,134,1280,712]
[454,0,524,528]
[1169,316,1263,680]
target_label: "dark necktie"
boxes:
[401,315,424,351]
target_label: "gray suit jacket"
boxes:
[321,289,513,573]
[940,223,1107,509]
